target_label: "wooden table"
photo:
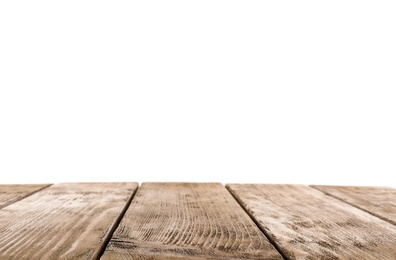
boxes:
[0,183,395,259]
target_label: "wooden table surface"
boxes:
[0,183,395,260]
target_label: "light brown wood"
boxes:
[0,182,137,260]
[311,185,396,226]
[102,182,283,260]
[227,184,396,260]
[0,184,51,209]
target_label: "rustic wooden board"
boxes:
[102,182,283,260]
[311,185,396,226]
[227,184,396,260]
[0,182,137,260]
[0,184,51,209]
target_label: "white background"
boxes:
[1,1,395,187]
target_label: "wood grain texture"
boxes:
[0,182,137,260]
[311,185,396,226]
[227,184,396,260]
[102,182,283,260]
[0,184,51,209]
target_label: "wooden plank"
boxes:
[0,182,137,260]
[226,184,396,260]
[102,182,283,260]
[0,184,51,209]
[311,185,396,226]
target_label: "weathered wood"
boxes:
[0,184,51,209]
[227,184,396,260]
[311,185,396,226]
[0,182,137,260]
[102,182,283,260]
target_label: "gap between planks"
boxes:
[310,185,396,227]
[225,185,291,260]
[92,184,139,260]
[0,184,53,210]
